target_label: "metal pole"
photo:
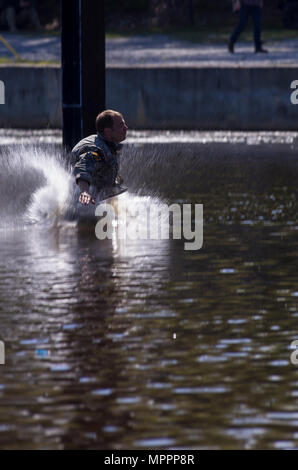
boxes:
[61,0,106,151]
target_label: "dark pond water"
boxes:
[0,137,298,449]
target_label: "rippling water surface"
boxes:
[0,137,298,450]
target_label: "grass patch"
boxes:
[0,56,14,63]
[0,56,60,65]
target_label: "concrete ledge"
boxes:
[0,66,61,128]
[0,66,298,130]
[107,67,298,130]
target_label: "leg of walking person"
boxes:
[252,5,267,53]
[28,7,42,30]
[16,7,42,31]
[229,4,250,53]
[4,7,17,32]
[0,10,7,29]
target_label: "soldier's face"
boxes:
[105,115,128,143]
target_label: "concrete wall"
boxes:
[0,65,61,128]
[107,67,298,130]
[0,65,298,130]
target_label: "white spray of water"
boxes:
[0,144,73,229]
[25,150,72,225]
[0,143,169,235]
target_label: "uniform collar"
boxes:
[98,133,123,152]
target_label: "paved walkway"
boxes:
[0,32,297,67]
[0,33,60,62]
[106,35,298,67]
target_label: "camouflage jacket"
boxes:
[72,133,123,191]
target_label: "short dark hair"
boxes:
[95,109,123,134]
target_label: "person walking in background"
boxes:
[0,0,41,32]
[228,0,268,54]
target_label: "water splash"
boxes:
[25,152,72,225]
[0,143,168,234]
[0,144,73,229]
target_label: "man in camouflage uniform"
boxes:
[72,110,128,205]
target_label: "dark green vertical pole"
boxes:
[61,0,106,151]
[81,1,106,138]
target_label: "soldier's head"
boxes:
[96,110,128,143]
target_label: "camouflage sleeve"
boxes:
[73,152,95,185]
[73,149,105,185]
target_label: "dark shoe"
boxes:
[228,40,234,53]
[255,48,268,53]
